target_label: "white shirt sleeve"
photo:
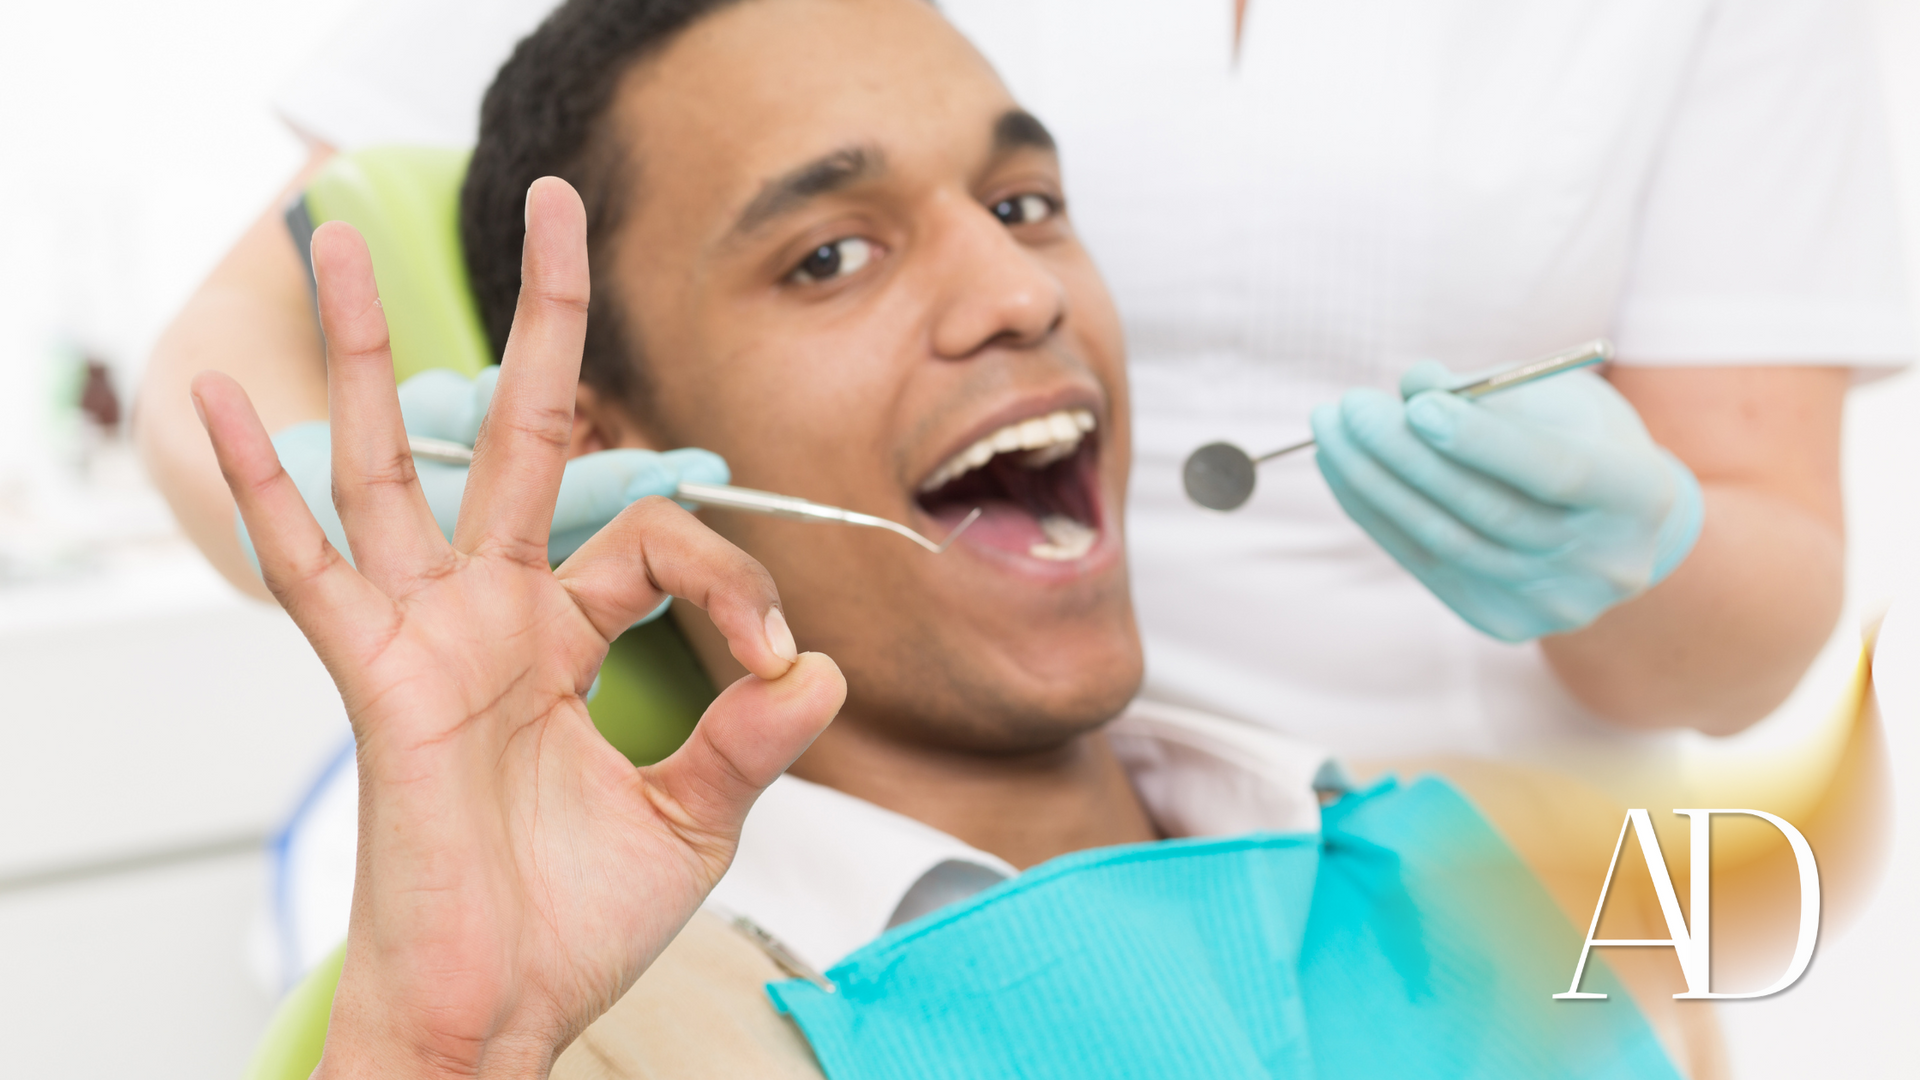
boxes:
[1612,0,1912,367]
[274,0,562,150]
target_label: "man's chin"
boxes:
[854,652,1145,757]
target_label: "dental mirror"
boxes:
[1181,339,1613,512]
[405,438,981,554]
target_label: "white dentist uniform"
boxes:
[278,0,1910,759]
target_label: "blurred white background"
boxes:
[0,2,363,1075]
[0,1,1915,1077]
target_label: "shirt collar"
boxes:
[706,700,1332,973]
[706,769,1018,978]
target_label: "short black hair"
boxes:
[461,0,747,415]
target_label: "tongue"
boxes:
[931,499,1048,553]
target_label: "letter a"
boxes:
[1554,809,1698,1000]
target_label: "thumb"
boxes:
[396,368,485,442]
[241,421,352,572]
[661,447,731,490]
[549,448,732,562]
[644,652,846,849]
[1397,359,1457,399]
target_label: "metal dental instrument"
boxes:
[407,435,478,464]
[1181,339,1614,512]
[404,438,982,554]
[674,483,982,554]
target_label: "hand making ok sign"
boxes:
[192,176,845,1080]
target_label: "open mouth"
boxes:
[915,408,1102,562]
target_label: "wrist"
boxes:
[1648,451,1704,586]
[314,970,554,1080]
[313,1034,551,1080]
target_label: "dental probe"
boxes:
[675,483,982,554]
[1181,339,1614,512]
[403,437,982,554]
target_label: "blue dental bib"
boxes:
[768,778,1679,1079]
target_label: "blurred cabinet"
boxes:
[0,553,348,1076]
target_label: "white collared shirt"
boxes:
[706,700,1334,974]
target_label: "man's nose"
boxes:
[926,197,1069,361]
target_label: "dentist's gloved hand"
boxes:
[239,367,730,613]
[1310,361,1704,643]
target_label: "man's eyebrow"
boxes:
[993,109,1057,155]
[731,146,885,238]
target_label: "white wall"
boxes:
[0,0,352,396]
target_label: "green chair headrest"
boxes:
[288,146,492,382]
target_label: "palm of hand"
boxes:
[336,556,702,1059]
[193,178,842,1078]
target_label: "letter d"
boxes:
[1671,809,1821,999]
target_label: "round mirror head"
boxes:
[1183,442,1257,511]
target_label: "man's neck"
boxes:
[788,718,1159,870]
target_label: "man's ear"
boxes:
[569,383,660,456]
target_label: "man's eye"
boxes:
[992,193,1057,227]
[790,237,875,284]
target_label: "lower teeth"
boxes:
[1030,514,1097,561]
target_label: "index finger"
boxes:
[1336,390,1578,552]
[1405,390,1651,510]
[557,497,800,682]
[454,177,591,562]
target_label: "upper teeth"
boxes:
[919,408,1096,493]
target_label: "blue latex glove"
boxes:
[1310,361,1703,643]
[238,367,730,622]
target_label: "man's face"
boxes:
[605,0,1139,752]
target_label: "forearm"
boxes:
[134,145,335,600]
[1549,364,1852,735]
[1540,483,1844,734]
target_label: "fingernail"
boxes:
[190,390,209,431]
[1405,394,1455,445]
[764,607,798,665]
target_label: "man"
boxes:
[201,1,1712,1075]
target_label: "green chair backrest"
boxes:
[247,146,719,1080]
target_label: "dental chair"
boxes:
[246,147,717,1080]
